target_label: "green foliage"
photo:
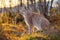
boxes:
[26,36,37,40]
[50,33,60,40]
[26,36,48,40]
[0,26,3,35]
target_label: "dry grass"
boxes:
[0,23,49,40]
[0,12,60,40]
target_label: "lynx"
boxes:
[19,7,50,34]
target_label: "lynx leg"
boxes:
[33,26,43,33]
[28,26,33,34]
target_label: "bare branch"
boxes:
[50,0,54,11]
[20,0,23,6]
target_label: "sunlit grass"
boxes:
[0,12,60,40]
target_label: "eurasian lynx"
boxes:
[19,7,50,34]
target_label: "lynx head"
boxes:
[19,7,27,15]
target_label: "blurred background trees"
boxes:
[0,0,60,40]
